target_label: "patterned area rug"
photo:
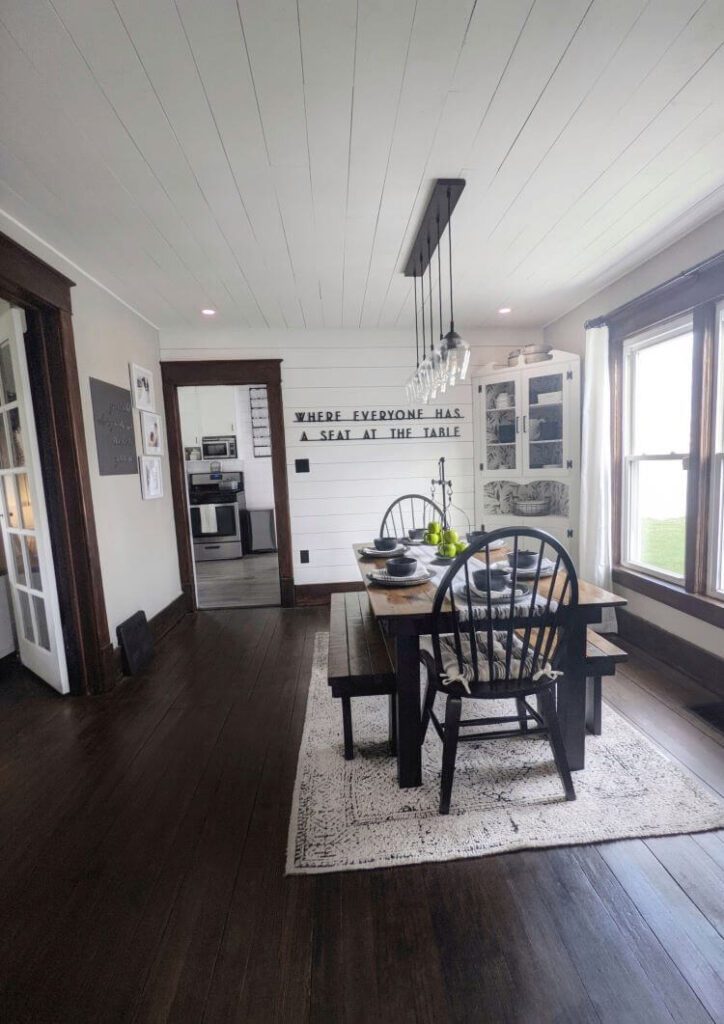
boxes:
[286,634,724,875]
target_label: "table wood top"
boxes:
[353,542,627,621]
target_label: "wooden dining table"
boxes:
[353,542,627,789]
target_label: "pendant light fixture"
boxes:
[436,212,448,394]
[418,251,431,403]
[427,235,440,400]
[443,185,470,386]
[405,269,419,404]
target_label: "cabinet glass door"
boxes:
[482,376,520,479]
[524,368,566,476]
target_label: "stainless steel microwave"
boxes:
[201,435,237,459]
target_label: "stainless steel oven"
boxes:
[201,435,237,459]
[189,471,245,561]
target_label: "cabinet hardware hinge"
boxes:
[566,370,573,380]
[479,463,484,471]
[478,384,482,393]
[566,459,573,469]
[566,529,574,538]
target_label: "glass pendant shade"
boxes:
[444,328,470,385]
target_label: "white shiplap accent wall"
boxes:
[160,328,542,585]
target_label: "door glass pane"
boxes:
[17,589,34,642]
[3,475,18,527]
[484,379,517,471]
[631,332,692,455]
[8,408,25,466]
[0,342,16,404]
[16,474,34,529]
[33,596,50,650]
[628,459,687,577]
[10,533,26,585]
[0,416,9,469]
[528,372,563,470]
[26,535,42,590]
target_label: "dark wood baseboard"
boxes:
[617,608,724,696]
[294,581,365,607]
[112,592,189,683]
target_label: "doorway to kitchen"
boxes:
[178,383,280,608]
[162,360,293,610]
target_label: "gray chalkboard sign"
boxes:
[89,377,137,475]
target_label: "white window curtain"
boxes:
[580,324,618,633]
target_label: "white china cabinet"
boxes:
[472,350,581,562]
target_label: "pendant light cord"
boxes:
[419,252,425,356]
[427,236,433,354]
[413,270,419,367]
[447,186,454,331]
[437,213,443,339]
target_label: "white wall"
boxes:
[161,327,541,585]
[544,209,724,659]
[0,215,182,644]
[234,385,275,510]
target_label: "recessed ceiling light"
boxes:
[201,308,216,317]
[498,307,512,315]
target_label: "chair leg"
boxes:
[540,687,575,801]
[516,698,528,733]
[341,696,354,760]
[440,695,462,815]
[420,677,437,744]
[388,692,398,755]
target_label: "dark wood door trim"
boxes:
[160,359,295,608]
[0,230,113,694]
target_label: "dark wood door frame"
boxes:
[0,231,114,694]
[161,360,295,608]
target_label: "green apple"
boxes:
[428,520,441,534]
[442,543,458,558]
[455,541,467,554]
[443,528,459,544]
[426,531,441,545]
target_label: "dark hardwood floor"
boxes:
[1,608,723,1023]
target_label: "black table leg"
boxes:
[556,617,588,771]
[395,633,422,788]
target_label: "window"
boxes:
[709,306,724,598]
[621,316,693,583]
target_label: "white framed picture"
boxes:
[141,409,163,455]
[139,455,163,500]
[129,362,155,412]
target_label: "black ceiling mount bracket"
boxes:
[403,179,466,278]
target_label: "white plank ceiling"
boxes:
[2,0,724,329]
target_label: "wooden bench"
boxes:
[328,592,397,760]
[585,629,628,735]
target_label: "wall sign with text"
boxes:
[294,407,465,441]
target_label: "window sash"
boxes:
[707,308,724,597]
[622,454,687,584]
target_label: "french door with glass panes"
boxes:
[0,307,68,692]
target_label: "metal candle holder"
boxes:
[430,457,453,531]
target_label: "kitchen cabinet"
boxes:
[179,386,236,448]
[472,350,581,562]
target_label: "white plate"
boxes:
[454,581,530,604]
[360,544,405,558]
[367,569,433,587]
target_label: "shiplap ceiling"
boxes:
[2,0,724,330]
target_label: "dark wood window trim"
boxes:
[0,231,115,693]
[606,250,724,628]
[160,360,295,609]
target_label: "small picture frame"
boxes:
[129,363,155,412]
[139,455,163,500]
[141,409,163,456]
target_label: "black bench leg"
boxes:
[388,692,398,756]
[341,696,354,760]
[585,676,602,736]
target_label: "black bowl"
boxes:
[408,527,425,540]
[373,537,397,551]
[466,530,486,543]
[472,568,509,592]
[387,556,418,578]
[510,549,538,568]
